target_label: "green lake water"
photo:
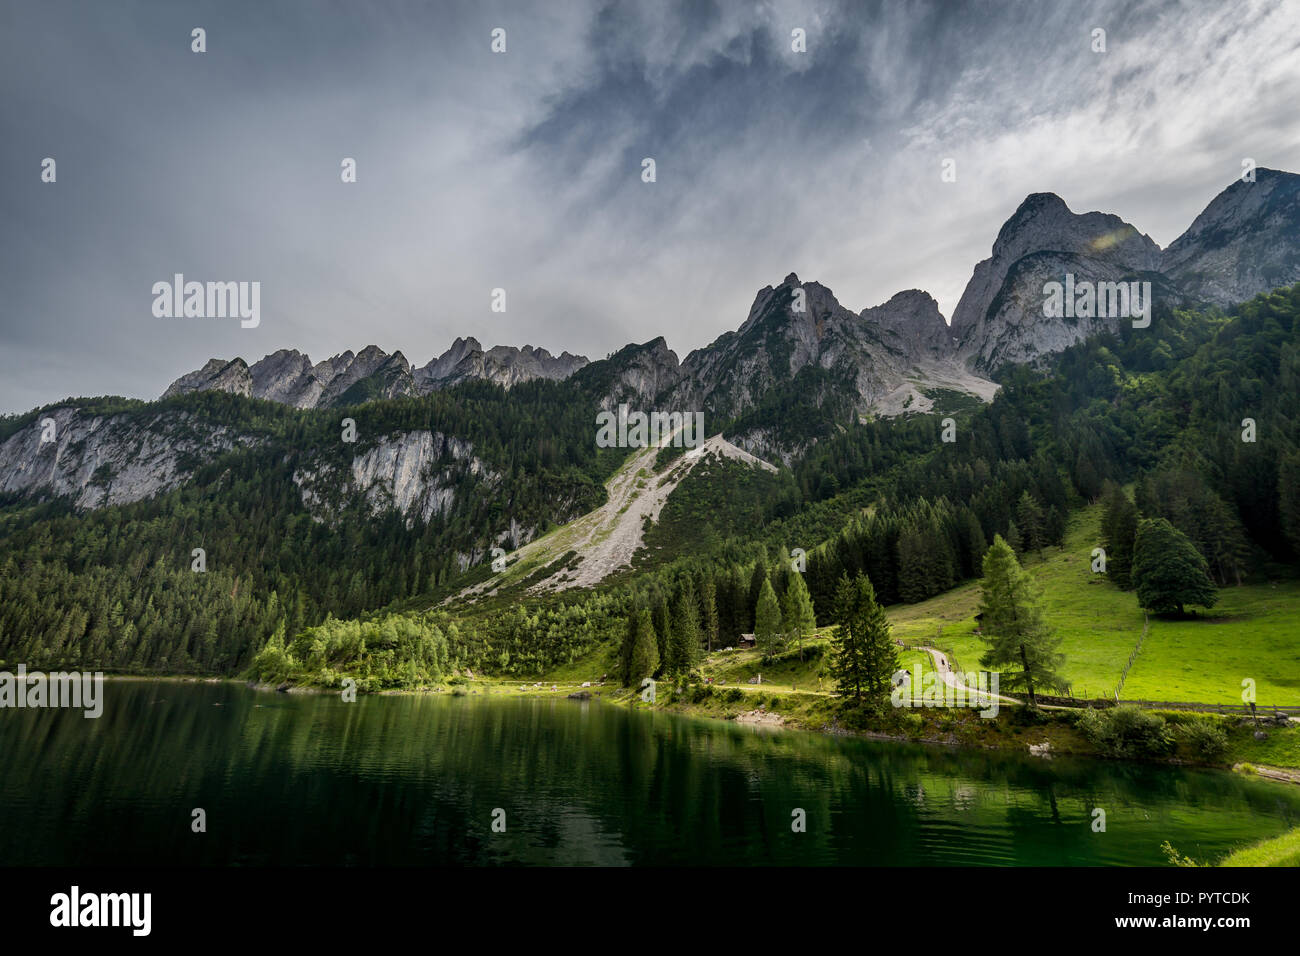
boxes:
[2,680,1297,866]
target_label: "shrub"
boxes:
[1178,717,1229,761]
[1076,706,1173,758]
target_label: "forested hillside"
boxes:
[3,284,1300,687]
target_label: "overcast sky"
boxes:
[2,0,1298,413]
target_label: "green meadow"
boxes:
[887,504,1300,707]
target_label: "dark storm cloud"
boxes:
[2,0,1298,412]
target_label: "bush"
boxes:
[689,684,715,704]
[722,687,744,703]
[1178,717,1229,761]
[900,712,924,737]
[1076,706,1173,758]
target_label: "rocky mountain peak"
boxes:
[861,289,953,360]
[1161,167,1300,306]
[162,357,252,399]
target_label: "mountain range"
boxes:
[159,168,1300,449]
[3,168,1299,519]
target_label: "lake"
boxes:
[2,680,1297,866]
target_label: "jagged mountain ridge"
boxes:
[8,167,1297,516]
[164,339,589,408]
[161,169,1300,420]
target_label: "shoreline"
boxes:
[92,672,1300,782]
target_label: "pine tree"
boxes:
[651,593,671,672]
[754,577,785,660]
[1015,491,1045,553]
[1100,481,1138,589]
[627,608,659,686]
[1132,518,1217,615]
[700,573,719,653]
[669,579,701,676]
[976,535,1064,707]
[828,572,895,707]
[746,561,768,633]
[781,572,817,660]
[1281,449,1300,555]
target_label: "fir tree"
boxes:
[700,573,719,653]
[828,572,895,707]
[781,571,817,660]
[976,535,1064,707]
[627,608,659,686]
[1100,481,1138,589]
[669,578,701,676]
[754,577,785,660]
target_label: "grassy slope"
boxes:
[1219,826,1300,866]
[887,503,1300,706]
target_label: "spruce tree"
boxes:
[781,572,817,660]
[651,593,671,672]
[1015,492,1045,553]
[700,573,719,653]
[1100,481,1138,589]
[1132,517,1217,615]
[754,577,785,660]
[976,535,1064,707]
[627,608,659,686]
[828,572,895,707]
[669,579,701,676]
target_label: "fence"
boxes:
[1112,612,1148,701]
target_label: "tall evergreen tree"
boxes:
[651,593,671,673]
[976,535,1064,707]
[699,573,719,653]
[1099,481,1138,589]
[627,608,659,686]
[828,572,895,707]
[754,577,785,660]
[669,579,701,676]
[781,572,817,660]
[1015,491,1046,554]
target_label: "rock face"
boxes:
[571,337,682,410]
[293,430,499,528]
[164,340,589,409]
[656,273,995,459]
[1161,168,1300,307]
[413,338,588,391]
[864,289,956,362]
[249,349,320,408]
[0,405,258,509]
[162,358,252,399]
[951,193,1163,372]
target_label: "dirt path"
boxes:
[918,646,1021,706]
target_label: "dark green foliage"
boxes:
[1075,706,1174,758]
[754,577,784,660]
[619,608,659,686]
[828,572,896,707]
[1132,517,1218,615]
[1100,481,1139,589]
[977,535,1065,706]
[1176,717,1229,761]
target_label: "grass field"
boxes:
[886,504,1300,706]
[1220,826,1300,866]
